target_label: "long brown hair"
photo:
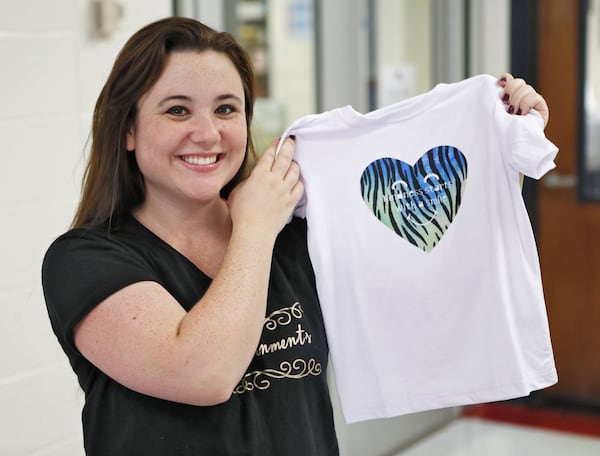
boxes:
[72,17,257,229]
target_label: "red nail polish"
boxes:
[500,77,508,82]
[516,109,522,115]
[502,93,510,103]
[508,105,515,114]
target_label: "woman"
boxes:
[42,16,549,456]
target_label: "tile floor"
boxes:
[395,399,600,456]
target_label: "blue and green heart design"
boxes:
[360,145,467,252]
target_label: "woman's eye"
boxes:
[167,106,188,116]
[216,105,235,115]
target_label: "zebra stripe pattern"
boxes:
[360,145,468,252]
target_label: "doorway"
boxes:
[524,0,600,407]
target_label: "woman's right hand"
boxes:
[227,136,304,238]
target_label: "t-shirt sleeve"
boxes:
[41,231,158,351]
[494,100,558,180]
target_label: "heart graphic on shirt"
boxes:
[359,146,467,252]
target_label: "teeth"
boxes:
[181,155,218,165]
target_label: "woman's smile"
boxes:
[179,154,221,166]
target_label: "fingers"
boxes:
[502,78,527,114]
[253,135,302,199]
[271,136,295,172]
[253,137,279,172]
[228,135,303,236]
[255,136,295,172]
[272,136,303,201]
[497,72,514,87]
[497,73,550,128]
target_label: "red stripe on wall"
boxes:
[463,403,600,438]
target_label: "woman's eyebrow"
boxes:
[216,93,244,104]
[158,95,192,106]
[159,93,243,105]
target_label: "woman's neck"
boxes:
[133,197,233,276]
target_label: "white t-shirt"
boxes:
[279,74,559,424]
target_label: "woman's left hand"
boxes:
[497,73,550,128]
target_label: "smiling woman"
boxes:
[41,16,338,456]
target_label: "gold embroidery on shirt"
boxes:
[256,323,312,356]
[263,302,303,330]
[233,358,322,394]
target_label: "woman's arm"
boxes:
[73,137,303,406]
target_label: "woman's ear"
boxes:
[126,128,135,152]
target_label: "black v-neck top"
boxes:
[42,216,338,455]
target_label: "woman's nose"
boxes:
[189,114,220,145]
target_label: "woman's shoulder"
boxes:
[48,216,151,251]
[43,216,157,273]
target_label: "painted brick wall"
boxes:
[0,1,171,454]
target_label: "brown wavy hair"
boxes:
[72,17,257,229]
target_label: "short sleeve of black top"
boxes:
[41,216,338,456]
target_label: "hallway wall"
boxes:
[0,1,171,454]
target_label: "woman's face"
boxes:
[127,50,247,210]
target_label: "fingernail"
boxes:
[502,93,510,103]
[500,77,508,82]
[508,105,515,114]
[516,109,522,115]
[289,135,296,140]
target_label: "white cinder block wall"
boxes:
[0,1,171,454]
